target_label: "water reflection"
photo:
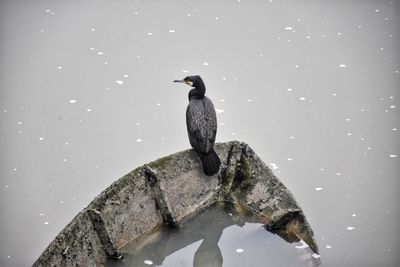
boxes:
[108,203,320,267]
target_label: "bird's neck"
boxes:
[188,84,206,101]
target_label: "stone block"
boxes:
[32,211,108,267]
[87,170,163,248]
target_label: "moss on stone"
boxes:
[239,153,252,180]
[231,153,252,192]
[147,155,173,170]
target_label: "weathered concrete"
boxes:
[221,142,318,253]
[32,211,108,267]
[146,148,221,223]
[86,170,163,249]
[33,141,319,267]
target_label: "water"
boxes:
[107,203,320,267]
[0,0,399,266]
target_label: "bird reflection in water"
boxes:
[107,203,320,267]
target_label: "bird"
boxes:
[174,75,221,176]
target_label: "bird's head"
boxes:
[174,75,203,88]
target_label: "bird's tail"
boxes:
[199,149,221,176]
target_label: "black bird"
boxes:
[174,75,221,176]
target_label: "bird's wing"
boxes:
[186,97,217,153]
[203,97,217,130]
[203,96,217,146]
[186,100,204,151]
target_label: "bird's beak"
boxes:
[173,79,185,83]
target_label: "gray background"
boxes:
[0,0,399,266]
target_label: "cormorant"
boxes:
[174,75,221,176]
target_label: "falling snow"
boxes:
[270,163,279,170]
